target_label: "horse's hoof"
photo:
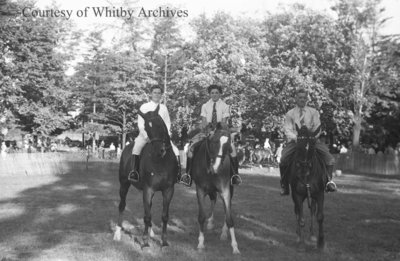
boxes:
[220,233,228,241]
[310,236,317,243]
[297,245,306,253]
[207,221,214,230]
[233,248,241,255]
[149,228,155,238]
[113,226,122,241]
[197,244,205,252]
[317,240,325,250]
[113,233,121,241]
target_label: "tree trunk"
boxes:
[352,113,362,149]
[122,111,126,150]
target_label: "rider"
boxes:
[180,84,242,187]
[279,88,337,195]
[128,85,182,183]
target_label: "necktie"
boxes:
[212,102,217,124]
[299,108,305,126]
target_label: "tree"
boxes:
[332,0,388,148]
[1,0,72,136]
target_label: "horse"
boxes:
[190,123,240,254]
[113,105,178,248]
[289,124,326,250]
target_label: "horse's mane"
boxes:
[146,112,171,145]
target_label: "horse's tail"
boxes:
[119,143,135,181]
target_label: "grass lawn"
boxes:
[1,160,400,261]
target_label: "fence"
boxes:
[0,152,113,176]
[1,151,398,176]
[334,152,400,175]
[0,150,187,176]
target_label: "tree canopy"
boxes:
[1,0,399,150]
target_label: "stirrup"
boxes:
[128,170,139,183]
[179,173,192,187]
[231,174,242,186]
[325,181,337,192]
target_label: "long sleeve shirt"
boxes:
[283,105,321,141]
[138,101,171,139]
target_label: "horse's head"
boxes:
[207,122,231,172]
[138,105,170,158]
[294,124,321,177]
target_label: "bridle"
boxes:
[146,116,172,151]
[295,135,316,209]
[204,129,230,174]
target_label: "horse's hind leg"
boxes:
[196,187,207,251]
[207,192,217,230]
[310,199,317,243]
[316,193,325,249]
[161,187,174,247]
[142,187,155,248]
[220,188,240,254]
[114,181,130,241]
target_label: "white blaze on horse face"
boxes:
[213,136,228,172]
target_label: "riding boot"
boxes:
[325,165,337,192]
[231,156,242,186]
[176,156,182,183]
[180,156,192,187]
[128,155,140,183]
[279,165,290,196]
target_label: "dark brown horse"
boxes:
[290,124,326,250]
[113,105,178,248]
[191,123,240,254]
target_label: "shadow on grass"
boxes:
[0,160,399,261]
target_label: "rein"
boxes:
[295,142,315,210]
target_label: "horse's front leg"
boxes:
[310,199,317,243]
[316,192,325,249]
[207,192,217,230]
[220,188,240,254]
[196,186,207,251]
[293,194,305,247]
[161,187,174,247]
[142,187,155,248]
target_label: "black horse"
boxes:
[290,124,326,250]
[114,105,178,248]
[191,123,240,254]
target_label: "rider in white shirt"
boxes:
[129,86,180,182]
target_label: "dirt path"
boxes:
[1,161,399,261]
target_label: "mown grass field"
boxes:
[1,159,400,261]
